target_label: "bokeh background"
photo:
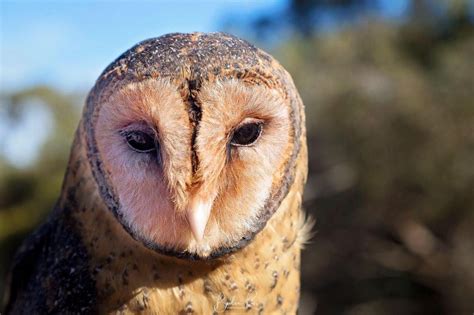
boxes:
[1,0,473,314]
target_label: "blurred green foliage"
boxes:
[1,1,473,313]
[0,87,81,302]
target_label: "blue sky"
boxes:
[0,0,286,92]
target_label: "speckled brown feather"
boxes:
[4,32,308,314]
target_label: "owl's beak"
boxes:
[186,197,212,242]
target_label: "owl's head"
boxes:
[84,33,304,259]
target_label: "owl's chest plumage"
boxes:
[87,218,301,314]
[72,150,305,314]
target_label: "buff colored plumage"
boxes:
[4,32,310,314]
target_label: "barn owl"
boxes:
[4,32,310,314]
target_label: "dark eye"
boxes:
[230,122,263,147]
[123,131,157,153]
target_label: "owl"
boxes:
[4,32,310,314]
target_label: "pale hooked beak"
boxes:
[186,196,213,242]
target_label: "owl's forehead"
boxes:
[95,32,283,92]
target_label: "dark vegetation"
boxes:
[1,1,473,313]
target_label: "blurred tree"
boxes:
[398,0,474,66]
[0,87,81,302]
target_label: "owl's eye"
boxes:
[230,122,263,147]
[123,131,157,153]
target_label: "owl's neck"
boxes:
[60,120,307,314]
